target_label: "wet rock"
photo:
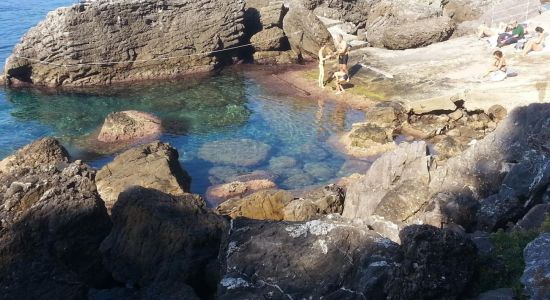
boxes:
[219,216,402,299]
[337,159,372,176]
[100,187,226,299]
[206,179,277,206]
[269,155,298,171]
[298,143,329,161]
[95,142,191,211]
[303,161,334,181]
[476,288,515,300]
[198,139,271,167]
[5,0,245,86]
[208,166,250,184]
[385,225,477,299]
[521,233,550,300]
[0,152,112,299]
[515,204,550,231]
[251,27,287,51]
[231,170,277,183]
[0,137,69,174]
[216,189,292,220]
[283,0,333,59]
[282,171,315,189]
[97,110,161,143]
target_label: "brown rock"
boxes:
[488,104,507,122]
[97,110,162,143]
[205,179,277,206]
[216,189,292,220]
[251,27,287,51]
[253,50,297,64]
[0,137,69,174]
[95,142,191,210]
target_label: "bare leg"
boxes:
[318,65,324,87]
[522,41,534,56]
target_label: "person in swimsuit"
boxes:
[318,44,333,88]
[333,65,349,94]
[335,34,350,82]
[483,50,507,81]
[522,27,546,56]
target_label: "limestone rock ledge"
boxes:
[4,0,245,87]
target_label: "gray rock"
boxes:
[244,0,285,33]
[283,0,333,59]
[521,233,550,300]
[5,0,245,86]
[251,27,287,52]
[382,16,455,50]
[218,216,402,299]
[284,184,346,221]
[364,102,407,128]
[95,142,191,211]
[0,140,112,299]
[198,139,271,167]
[100,186,227,299]
[385,225,477,299]
[476,288,515,300]
[515,204,550,231]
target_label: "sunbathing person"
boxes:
[483,50,507,81]
[522,27,546,56]
[497,21,524,47]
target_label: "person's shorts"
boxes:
[338,54,349,65]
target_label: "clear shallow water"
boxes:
[0,0,365,196]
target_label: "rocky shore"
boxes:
[1,103,549,299]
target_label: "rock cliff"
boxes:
[4,0,245,87]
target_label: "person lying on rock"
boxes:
[483,50,507,81]
[497,21,524,47]
[522,27,546,56]
[335,34,351,82]
[318,43,334,88]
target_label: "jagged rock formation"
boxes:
[100,186,227,299]
[4,0,245,87]
[0,139,113,299]
[97,110,161,143]
[95,142,191,210]
[521,233,550,300]
[343,103,550,241]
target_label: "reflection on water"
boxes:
[1,72,364,196]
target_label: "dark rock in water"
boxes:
[5,0,245,86]
[385,225,477,300]
[521,233,550,300]
[0,140,112,299]
[95,142,191,211]
[97,110,162,143]
[283,0,333,59]
[198,139,271,167]
[475,288,515,300]
[100,186,227,299]
[218,216,402,299]
[0,137,69,174]
[515,204,550,231]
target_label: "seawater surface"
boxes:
[0,0,365,196]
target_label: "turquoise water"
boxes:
[0,0,365,196]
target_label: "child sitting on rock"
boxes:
[483,50,507,81]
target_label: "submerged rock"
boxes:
[100,187,227,299]
[0,140,112,299]
[198,139,271,167]
[97,110,161,143]
[5,0,245,86]
[521,233,550,300]
[218,216,402,299]
[95,142,191,210]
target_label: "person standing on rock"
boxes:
[335,34,351,82]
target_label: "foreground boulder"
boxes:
[385,225,477,299]
[97,110,161,143]
[95,142,191,210]
[219,216,402,299]
[521,233,550,300]
[100,187,227,299]
[0,140,112,299]
[4,0,245,86]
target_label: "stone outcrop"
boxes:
[198,139,271,167]
[95,142,191,210]
[0,139,112,299]
[97,110,161,143]
[218,216,402,299]
[206,179,277,206]
[251,27,287,52]
[385,225,477,299]
[344,103,550,239]
[216,184,345,221]
[283,0,333,59]
[521,233,550,300]
[100,186,227,299]
[4,0,245,86]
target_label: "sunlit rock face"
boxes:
[5,0,245,87]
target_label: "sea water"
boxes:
[0,0,365,196]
